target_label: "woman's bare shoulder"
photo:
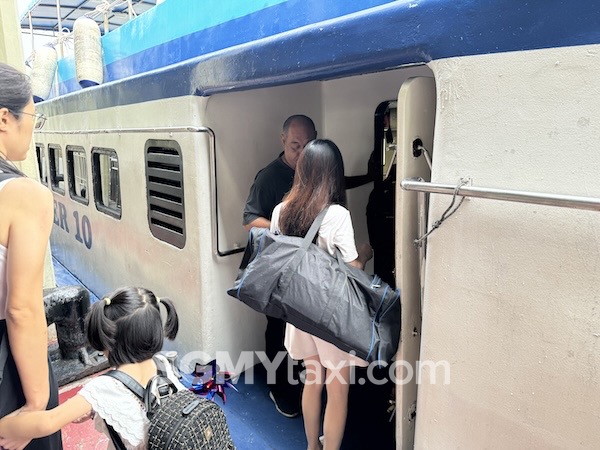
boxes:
[0,177,53,213]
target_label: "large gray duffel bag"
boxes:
[228,208,401,363]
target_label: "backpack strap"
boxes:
[143,375,178,419]
[103,368,177,419]
[101,370,148,450]
[103,369,145,400]
[152,354,169,377]
[104,421,128,450]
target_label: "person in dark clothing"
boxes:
[242,114,317,418]
[345,109,396,288]
[342,105,397,450]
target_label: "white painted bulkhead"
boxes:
[415,44,600,447]
[45,96,266,363]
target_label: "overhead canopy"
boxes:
[19,0,157,33]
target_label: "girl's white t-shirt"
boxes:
[270,203,358,262]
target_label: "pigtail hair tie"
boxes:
[103,297,111,306]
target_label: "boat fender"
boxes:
[30,46,57,103]
[74,17,104,88]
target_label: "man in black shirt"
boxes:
[242,115,317,417]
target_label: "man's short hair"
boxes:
[282,114,317,139]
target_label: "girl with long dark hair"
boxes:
[271,139,373,450]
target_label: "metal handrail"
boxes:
[401,178,600,212]
[38,126,206,134]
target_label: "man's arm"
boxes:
[243,217,271,231]
[345,174,372,190]
[345,150,378,190]
[243,170,275,230]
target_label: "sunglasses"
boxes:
[7,109,47,130]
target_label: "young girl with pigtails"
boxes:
[0,287,182,450]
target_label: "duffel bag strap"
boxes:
[277,207,330,294]
[300,206,329,249]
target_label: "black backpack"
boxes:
[103,360,235,450]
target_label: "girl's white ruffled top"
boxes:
[79,375,148,449]
[79,354,185,449]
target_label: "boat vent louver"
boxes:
[145,141,185,249]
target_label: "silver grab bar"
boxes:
[417,190,427,312]
[38,126,207,134]
[401,178,600,212]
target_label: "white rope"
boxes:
[54,27,73,50]
[85,0,134,19]
[413,177,469,247]
[127,0,138,18]
[25,30,73,72]
[80,0,138,34]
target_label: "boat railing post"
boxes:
[56,0,63,58]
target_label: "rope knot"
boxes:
[413,178,468,247]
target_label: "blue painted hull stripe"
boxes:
[102,0,289,65]
[56,0,396,95]
[42,0,600,115]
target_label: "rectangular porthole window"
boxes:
[67,146,89,205]
[48,144,65,195]
[145,140,185,248]
[92,148,121,219]
[35,144,48,186]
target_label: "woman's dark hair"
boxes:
[280,139,346,237]
[0,63,32,115]
[86,287,179,367]
[0,63,31,177]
